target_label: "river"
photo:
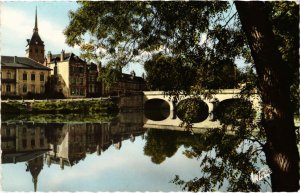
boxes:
[2,109,298,192]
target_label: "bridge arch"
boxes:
[144,99,170,121]
[176,98,209,123]
[213,98,255,123]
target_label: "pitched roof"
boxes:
[26,8,44,47]
[1,56,50,70]
[50,53,72,63]
[27,31,44,46]
[120,73,145,83]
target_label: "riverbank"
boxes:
[1,98,119,115]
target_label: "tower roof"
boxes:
[34,6,38,32]
[27,7,44,46]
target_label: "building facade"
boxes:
[1,56,50,98]
[87,62,101,97]
[102,70,147,96]
[46,51,87,98]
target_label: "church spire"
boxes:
[33,6,38,32]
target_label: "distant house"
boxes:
[1,56,51,98]
[86,62,101,97]
[102,70,147,96]
[45,51,87,98]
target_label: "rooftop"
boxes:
[1,56,50,70]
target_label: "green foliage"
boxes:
[144,53,196,91]
[144,128,266,191]
[1,102,27,114]
[176,98,209,124]
[1,100,119,115]
[2,113,114,123]
[214,99,255,125]
[267,1,299,116]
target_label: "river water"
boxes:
[1,111,278,192]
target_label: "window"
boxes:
[71,77,76,84]
[6,84,11,92]
[40,73,44,81]
[23,72,27,80]
[22,139,27,148]
[31,85,35,93]
[80,88,84,95]
[71,88,75,95]
[31,73,35,81]
[79,67,84,73]
[35,48,38,53]
[23,85,27,93]
[31,139,35,147]
[30,49,32,53]
[40,138,44,146]
[40,85,45,93]
[7,72,11,79]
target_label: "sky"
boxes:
[1,1,145,76]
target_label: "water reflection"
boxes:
[2,113,146,192]
[3,109,294,192]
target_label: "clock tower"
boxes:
[26,7,45,64]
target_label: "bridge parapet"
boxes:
[143,89,261,128]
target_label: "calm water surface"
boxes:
[1,112,272,192]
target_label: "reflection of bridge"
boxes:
[143,89,261,129]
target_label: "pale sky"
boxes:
[1,1,247,76]
[0,1,145,76]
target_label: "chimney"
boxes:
[60,49,65,62]
[54,59,58,76]
[47,51,52,63]
[14,56,17,63]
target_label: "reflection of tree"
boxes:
[144,130,178,164]
[144,100,270,191]
[172,129,265,191]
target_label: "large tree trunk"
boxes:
[235,1,299,191]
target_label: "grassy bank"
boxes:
[2,113,116,123]
[1,99,119,115]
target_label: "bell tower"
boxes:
[26,7,45,64]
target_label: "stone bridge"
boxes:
[143,89,261,129]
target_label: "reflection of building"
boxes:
[1,122,48,192]
[2,114,146,191]
[1,123,49,163]
[26,156,44,192]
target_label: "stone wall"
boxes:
[118,93,144,112]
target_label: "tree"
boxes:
[144,53,196,91]
[64,1,299,190]
[235,2,299,191]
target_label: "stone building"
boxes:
[87,62,101,97]
[45,51,87,98]
[1,56,50,98]
[102,70,147,96]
